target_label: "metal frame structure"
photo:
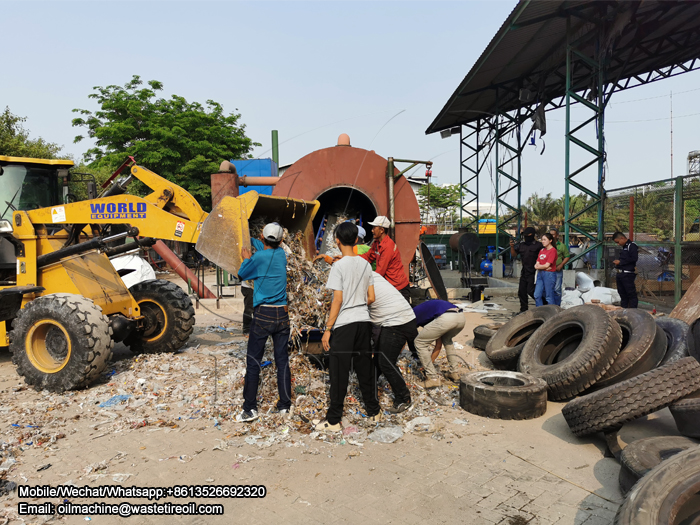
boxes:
[436,0,700,270]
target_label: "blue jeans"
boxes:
[534,271,557,307]
[242,306,291,412]
[554,271,563,306]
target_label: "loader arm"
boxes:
[23,163,208,244]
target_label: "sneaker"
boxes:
[387,400,413,414]
[367,412,384,423]
[445,372,462,382]
[315,420,342,432]
[236,409,259,423]
[272,406,293,418]
[418,377,442,389]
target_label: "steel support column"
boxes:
[459,121,483,232]
[494,109,523,255]
[564,18,608,269]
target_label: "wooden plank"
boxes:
[670,276,700,325]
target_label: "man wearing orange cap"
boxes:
[361,216,410,303]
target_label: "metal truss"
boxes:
[493,109,524,254]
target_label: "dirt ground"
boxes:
[0,274,683,525]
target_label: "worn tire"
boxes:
[591,309,667,390]
[518,305,622,400]
[9,294,113,392]
[485,306,561,369]
[562,357,700,437]
[618,436,698,495]
[657,317,691,366]
[459,371,548,420]
[473,323,502,351]
[669,390,700,438]
[614,445,700,525]
[124,280,194,353]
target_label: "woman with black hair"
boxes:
[534,232,558,307]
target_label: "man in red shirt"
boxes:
[361,216,411,303]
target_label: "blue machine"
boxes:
[232,159,278,196]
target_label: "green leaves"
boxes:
[72,75,261,211]
[0,107,64,159]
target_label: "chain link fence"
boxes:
[603,174,700,308]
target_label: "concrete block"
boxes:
[484,287,518,297]
[492,258,504,278]
[563,270,576,289]
[513,260,522,278]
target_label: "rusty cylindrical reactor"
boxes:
[272,136,421,277]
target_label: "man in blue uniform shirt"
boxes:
[236,223,291,422]
[613,231,639,308]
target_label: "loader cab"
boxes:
[0,156,74,280]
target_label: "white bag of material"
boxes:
[560,289,584,309]
[111,254,156,289]
[575,272,596,293]
[581,287,621,305]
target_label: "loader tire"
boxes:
[614,445,700,525]
[591,309,667,390]
[473,323,501,351]
[562,357,700,437]
[669,391,700,438]
[518,305,622,400]
[459,371,548,420]
[657,317,691,366]
[10,294,112,392]
[618,436,698,495]
[485,306,560,369]
[125,280,194,353]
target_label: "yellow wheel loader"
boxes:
[0,156,318,392]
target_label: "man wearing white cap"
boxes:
[361,216,410,302]
[236,223,291,422]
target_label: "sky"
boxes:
[3,0,700,211]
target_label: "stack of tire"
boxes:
[460,304,700,520]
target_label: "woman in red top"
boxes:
[534,233,557,307]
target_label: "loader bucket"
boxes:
[196,191,320,276]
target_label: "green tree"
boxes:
[72,75,261,211]
[0,107,63,159]
[417,183,460,229]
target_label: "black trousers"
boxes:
[616,272,638,308]
[326,322,380,425]
[518,271,536,312]
[398,285,411,304]
[374,320,418,405]
[242,286,254,332]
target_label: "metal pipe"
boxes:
[37,229,137,268]
[629,196,634,241]
[674,177,683,304]
[239,176,279,187]
[272,130,279,175]
[104,237,157,258]
[151,240,216,299]
[387,157,395,238]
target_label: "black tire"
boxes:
[459,371,548,420]
[124,280,194,353]
[618,436,698,495]
[669,390,700,438]
[485,306,561,369]
[614,445,700,525]
[473,323,502,351]
[518,305,622,400]
[591,309,667,390]
[656,317,691,366]
[9,294,113,392]
[562,357,700,437]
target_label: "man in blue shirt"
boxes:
[412,299,466,388]
[613,232,639,308]
[236,223,291,422]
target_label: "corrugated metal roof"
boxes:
[427,0,700,134]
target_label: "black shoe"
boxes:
[387,400,413,414]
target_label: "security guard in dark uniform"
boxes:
[510,227,543,312]
[613,231,639,308]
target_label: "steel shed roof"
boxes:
[426,0,700,134]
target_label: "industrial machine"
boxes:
[0,156,317,392]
